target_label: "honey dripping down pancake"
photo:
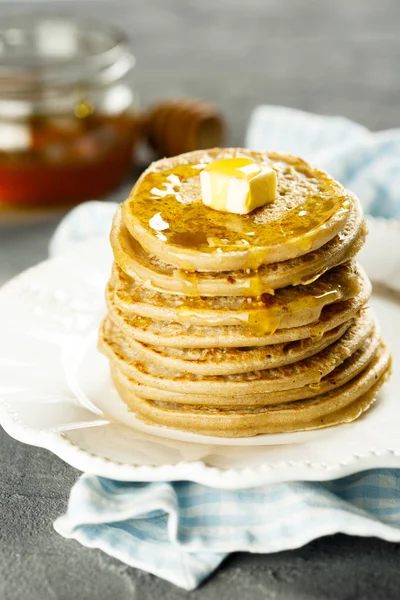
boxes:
[121,149,353,271]
[111,200,366,297]
[100,148,392,437]
[105,272,372,348]
[109,260,362,332]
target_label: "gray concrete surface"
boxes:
[1,1,400,598]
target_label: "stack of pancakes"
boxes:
[99,148,391,437]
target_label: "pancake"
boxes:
[110,261,361,331]
[121,148,354,271]
[110,323,381,407]
[110,341,391,436]
[102,147,391,437]
[111,199,366,297]
[100,317,352,376]
[99,309,375,396]
[105,271,371,349]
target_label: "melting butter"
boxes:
[200,158,277,215]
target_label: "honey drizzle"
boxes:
[309,381,322,391]
[126,161,351,255]
[115,258,351,335]
[172,269,200,296]
[170,288,342,335]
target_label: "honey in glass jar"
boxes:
[0,15,139,212]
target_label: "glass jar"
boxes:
[0,15,139,211]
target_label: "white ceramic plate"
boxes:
[0,219,399,488]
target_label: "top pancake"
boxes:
[121,148,354,272]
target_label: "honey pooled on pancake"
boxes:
[121,149,352,271]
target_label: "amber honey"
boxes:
[0,112,139,207]
[126,159,351,254]
[0,15,138,211]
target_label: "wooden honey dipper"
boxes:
[141,99,225,157]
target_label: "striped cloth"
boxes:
[53,107,400,589]
[54,471,400,590]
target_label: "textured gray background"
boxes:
[1,1,400,598]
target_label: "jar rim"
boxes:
[0,13,135,92]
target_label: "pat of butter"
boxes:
[200,158,277,215]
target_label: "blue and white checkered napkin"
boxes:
[54,472,400,590]
[53,107,400,590]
